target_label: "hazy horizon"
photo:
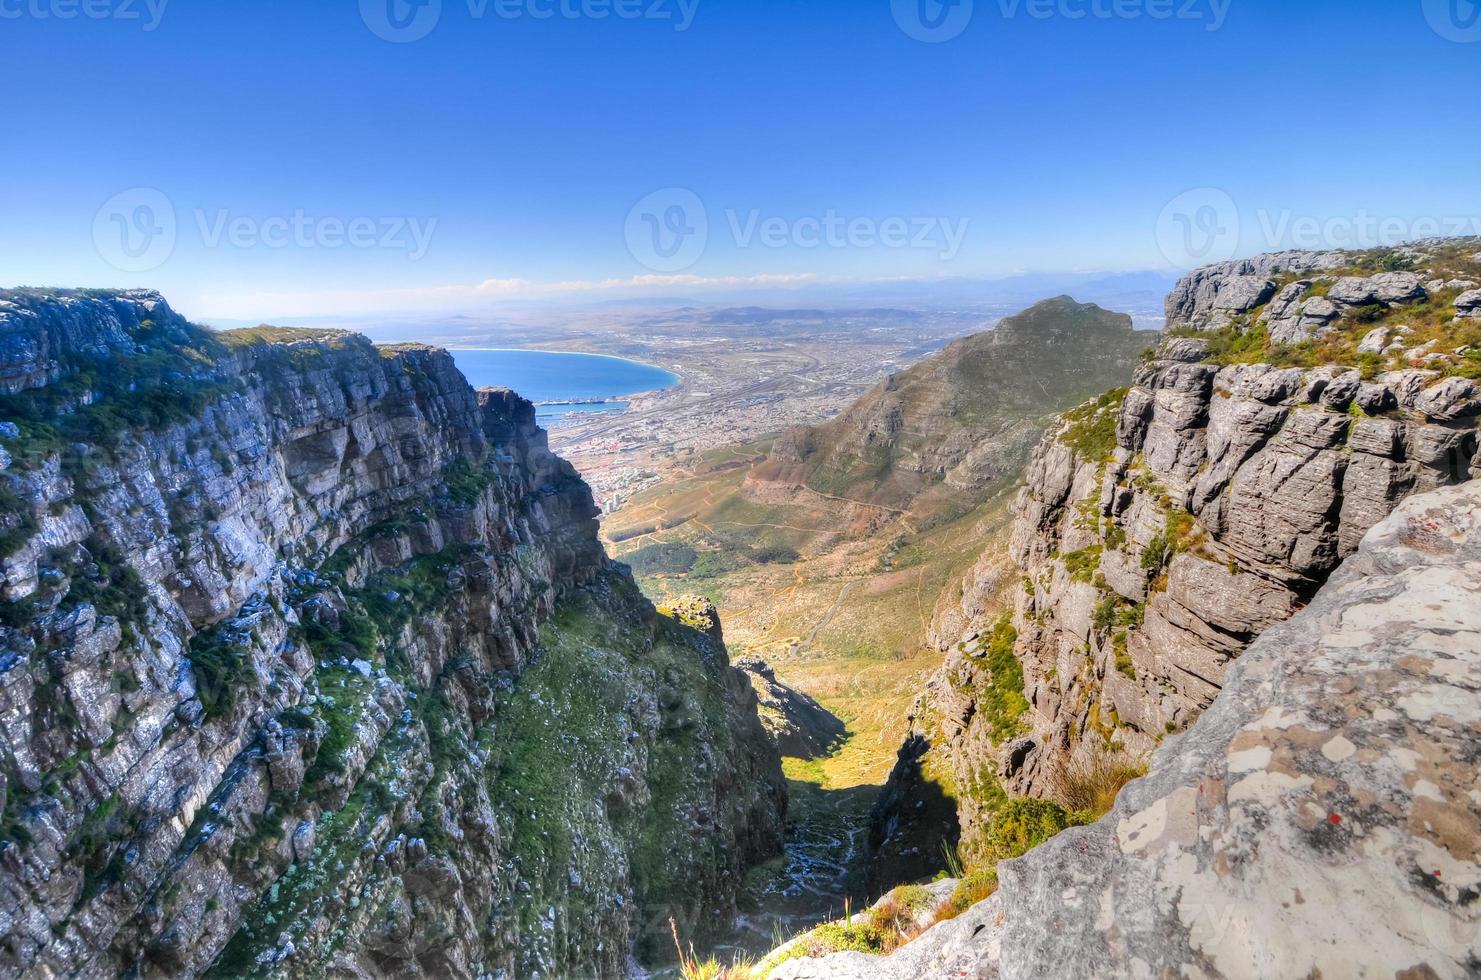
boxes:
[3,0,1478,323]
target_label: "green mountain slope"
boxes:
[758,296,1158,522]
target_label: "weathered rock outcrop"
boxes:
[1164,250,1348,332]
[769,480,1481,978]
[1000,348,1478,782]
[873,242,1481,886]
[733,658,846,760]
[0,290,785,978]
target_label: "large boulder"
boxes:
[1454,289,1481,319]
[1262,284,1341,343]
[1327,271,1427,306]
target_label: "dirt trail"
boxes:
[721,779,878,959]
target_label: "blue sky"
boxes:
[1,0,1478,320]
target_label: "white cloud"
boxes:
[192,271,823,320]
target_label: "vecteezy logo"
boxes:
[625,189,708,273]
[93,188,177,274]
[360,0,442,43]
[1423,0,1481,42]
[892,0,973,43]
[1155,188,1240,271]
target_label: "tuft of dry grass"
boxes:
[671,917,756,980]
[1050,754,1147,818]
[934,867,1000,923]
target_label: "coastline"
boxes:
[447,349,683,436]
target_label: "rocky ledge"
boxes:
[771,479,1481,978]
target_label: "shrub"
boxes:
[1052,755,1147,817]
[1059,389,1127,462]
[938,867,999,922]
[443,456,493,505]
[750,545,801,565]
[976,796,1091,866]
[977,615,1028,742]
[688,551,738,579]
[1113,631,1136,679]
[1062,546,1102,583]
[188,626,258,720]
[1140,531,1171,571]
[623,541,698,576]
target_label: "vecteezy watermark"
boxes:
[996,0,1231,30]
[725,210,970,260]
[360,0,699,43]
[1155,188,1241,271]
[625,188,708,273]
[93,188,178,274]
[193,210,438,259]
[1254,210,1481,251]
[624,188,970,273]
[360,0,442,42]
[93,188,439,272]
[0,0,168,29]
[1154,187,1481,270]
[892,0,1233,41]
[892,0,974,43]
[1422,0,1481,43]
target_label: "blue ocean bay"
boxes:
[448,349,678,427]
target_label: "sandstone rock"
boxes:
[1264,287,1340,344]
[0,289,786,980]
[1354,381,1397,415]
[1214,276,1276,314]
[1453,288,1481,318]
[734,657,847,759]
[1357,326,1390,353]
[881,250,1481,866]
[1317,370,1361,411]
[1413,376,1481,422]
[1165,251,1348,330]
[1158,337,1208,363]
[1327,271,1427,306]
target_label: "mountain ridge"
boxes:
[760,296,1159,521]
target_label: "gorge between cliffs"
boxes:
[2,239,1481,980]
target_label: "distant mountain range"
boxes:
[196,270,1176,337]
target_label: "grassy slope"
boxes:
[606,451,1016,792]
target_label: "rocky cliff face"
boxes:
[0,290,785,978]
[872,242,1481,886]
[773,479,1481,979]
